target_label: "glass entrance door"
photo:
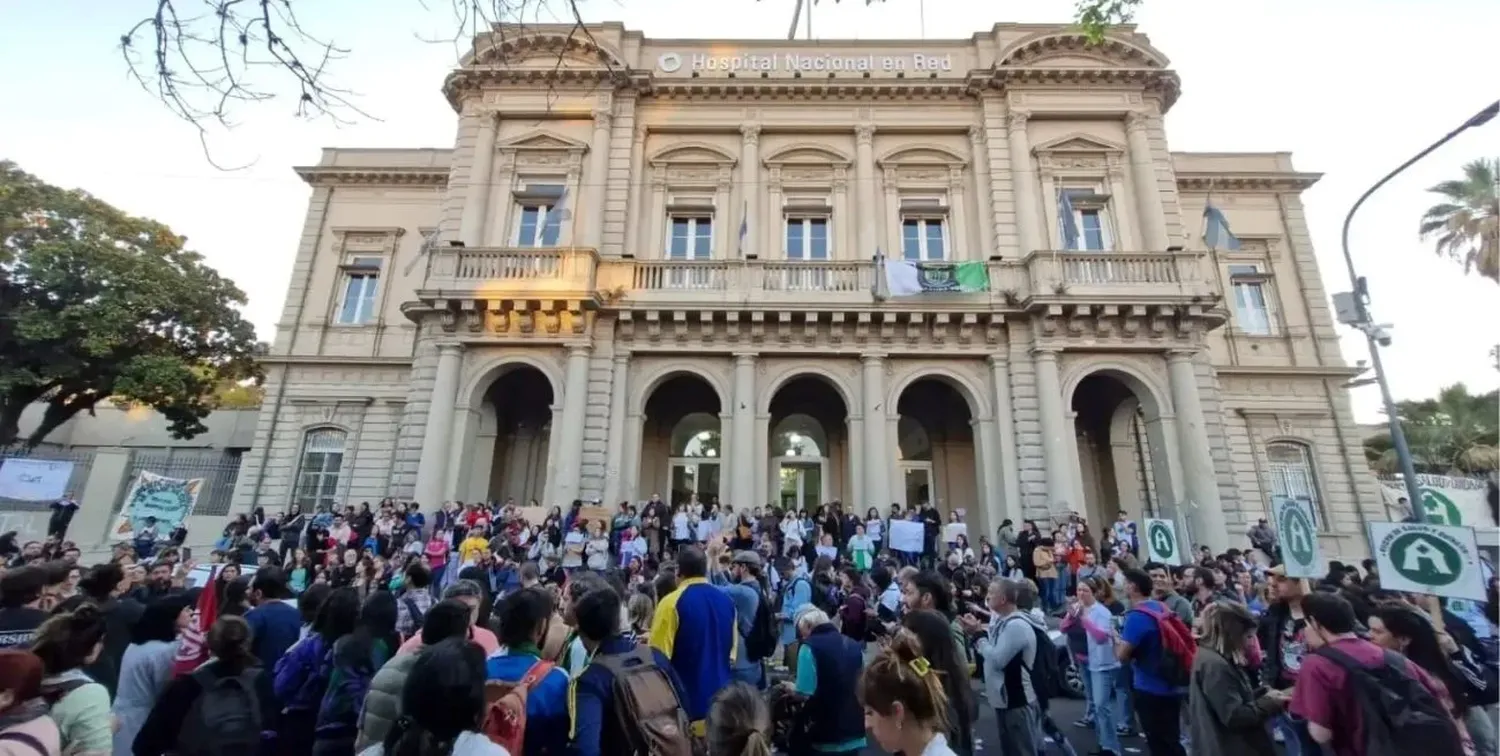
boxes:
[900,461,934,510]
[669,460,720,507]
[776,461,823,513]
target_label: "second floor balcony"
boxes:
[419,245,1217,312]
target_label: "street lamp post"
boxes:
[1336,100,1499,518]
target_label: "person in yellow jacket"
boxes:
[457,528,489,568]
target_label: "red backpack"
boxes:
[1130,603,1194,687]
[481,660,555,754]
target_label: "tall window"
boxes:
[1229,264,1276,336]
[1265,441,1324,526]
[335,255,381,325]
[901,217,947,261]
[294,428,347,512]
[785,217,829,260]
[668,216,714,260]
[1061,189,1115,251]
[513,183,565,247]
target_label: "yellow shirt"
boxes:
[458,536,488,564]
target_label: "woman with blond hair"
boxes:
[1187,601,1283,756]
[706,682,771,756]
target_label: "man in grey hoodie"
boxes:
[961,577,1042,756]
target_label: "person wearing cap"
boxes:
[706,539,768,688]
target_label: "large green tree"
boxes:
[1364,383,1500,476]
[1419,158,1499,284]
[0,161,263,448]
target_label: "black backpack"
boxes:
[402,596,426,634]
[1312,645,1464,756]
[1005,618,1065,701]
[745,589,778,662]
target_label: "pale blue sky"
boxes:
[2,0,1497,422]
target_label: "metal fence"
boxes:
[125,450,245,517]
[0,447,96,512]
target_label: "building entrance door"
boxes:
[669,459,720,507]
[900,461,935,510]
[776,460,825,513]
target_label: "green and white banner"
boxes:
[1144,518,1182,565]
[883,259,989,296]
[1378,474,1496,529]
[1273,496,1323,579]
[1368,521,1486,600]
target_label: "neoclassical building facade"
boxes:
[232,22,1386,556]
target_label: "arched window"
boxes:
[772,414,827,458]
[1265,441,1324,525]
[294,428,347,512]
[671,412,721,458]
[897,415,932,461]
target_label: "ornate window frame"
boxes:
[492,130,588,247]
[646,143,738,260]
[325,227,404,328]
[764,144,851,260]
[1033,133,1134,251]
[878,145,968,260]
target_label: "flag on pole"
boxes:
[1202,202,1241,251]
[553,186,573,246]
[882,257,990,296]
[1058,190,1080,250]
[737,201,750,257]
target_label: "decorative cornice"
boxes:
[294,166,448,187]
[993,67,1180,111]
[642,78,974,101]
[1215,365,1363,379]
[1176,171,1323,191]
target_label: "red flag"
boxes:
[172,565,223,676]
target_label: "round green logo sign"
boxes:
[1279,503,1317,568]
[1420,489,1463,526]
[1388,532,1464,587]
[1148,521,1177,559]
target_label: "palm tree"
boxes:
[1419,158,1499,283]
[1364,383,1500,475]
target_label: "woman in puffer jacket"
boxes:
[355,601,473,751]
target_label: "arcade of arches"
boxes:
[424,351,1233,551]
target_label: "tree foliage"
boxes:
[1419,158,1499,284]
[0,161,263,449]
[1363,383,1499,476]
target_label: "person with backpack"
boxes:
[0,650,61,756]
[648,546,736,736]
[788,606,867,756]
[483,587,570,756]
[314,591,400,755]
[567,583,692,756]
[133,615,274,756]
[366,638,508,756]
[707,543,770,689]
[394,562,435,640]
[30,605,111,756]
[1291,592,1466,756]
[275,587,361,756]
[1116,567,1192,756]
[775,559,813,664]
[356,600,476,751]
[958,577,1040,756]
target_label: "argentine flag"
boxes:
[1203,202,1241,251]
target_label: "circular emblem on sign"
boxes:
[1388,531,1463,587]
[1419,488,1462,526]
[1148,522,1176,559]
[657,53,682,73]
[1279,503,1317,568]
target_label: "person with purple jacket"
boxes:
[273,587,358,756]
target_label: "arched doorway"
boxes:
[479,366,554,503]
[639,375,723,507]
[1071,372,1165,529]
[768,377,849,512]
[895,378,976,523]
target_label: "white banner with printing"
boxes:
[0,458,74,501]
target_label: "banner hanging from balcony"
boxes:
[883,259,989,296]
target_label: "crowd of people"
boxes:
[0,491,1492,756]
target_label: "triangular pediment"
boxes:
[1032,132,1125,154]
[499,130,589,152]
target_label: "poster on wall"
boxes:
[111,471,203,541]
[0,458,74,502]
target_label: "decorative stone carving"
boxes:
[666,167,721,183]
[967,125,984,146]
[831,167,849,191]
[1125,111,1150,134]
[633,125,648,144]
[855,125,875,145]
[1006,111,1030,133]
[592,110,613,132]
[740,124,761,145]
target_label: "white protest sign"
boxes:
[0,458,73,501]
[1144,518,1182,565]
[1273,496,1323,579]
[887,519,924,553]
[1369,522,1486,601]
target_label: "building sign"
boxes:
[656,51,954,75]
[1368,521,1486,601]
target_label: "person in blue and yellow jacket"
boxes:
[649,544,737,733]
[486,586,572,756]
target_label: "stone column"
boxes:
[626,126,647,256]
[413,343,463,507]
[862,355,891,508]
[601,352,631,505]
[1166,350,1229,552]
[987,354,1023,523]
[854,125,878,257]
[621,411,645,502]
[968,126,995,257]
[739,126,761,257]
[1006,110,1044,256]
[647,173,667,259]
[730,353,757,507]
[1126,112,1171,252]
[551,345,592,504]
[460,113,498,247]
[1032,348,1074,512]
[583,109,613,249]
[948,167,968,260]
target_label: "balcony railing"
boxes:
[422,246,1213,307]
